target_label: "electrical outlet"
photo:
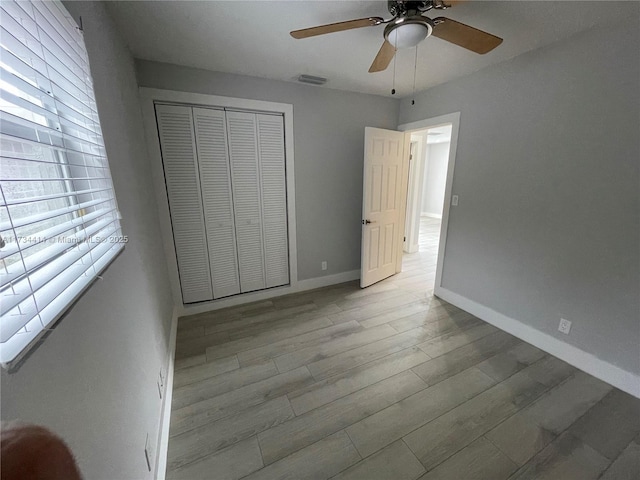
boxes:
[321,261,327,271]
[558,318,572,335]
[144,433,153,472]
[451,195,459,206]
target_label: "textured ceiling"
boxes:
[106,1,636,97]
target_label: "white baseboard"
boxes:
[296,270,360,291]
[155,308,179,480]
[179,270,361,316]
[435,286,640,398]
[421,212,442,219]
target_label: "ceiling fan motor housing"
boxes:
[388,1,433,17]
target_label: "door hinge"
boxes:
[404,236,406,242]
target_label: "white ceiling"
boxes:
[106,1,635,98]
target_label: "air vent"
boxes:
[297,74,327,85]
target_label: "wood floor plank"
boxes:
[237,321,363,367]
[475,342,546,382]
[358,301,432,329]
[331,440,425,480]
[166,437,263,480]
[274,324,398,373]
[567,388,640,460]
[388,306,467,333]
[417,437,518,480]
[506,432,609,480]
[167,396,294,471]
[518,355,576,387]
[403,361,553,470]
[258,370,426,465]
[244,431,361,480]
[174,353,206,371]
[418,323,498,358]
[175,330,230,359]
[171,360,278,410]
[341,280,398,299]
[334,288,408,311]
[288,346,430,415]
[176,325,205,342]
[346,367,496,458]
[485,371,612,466]
[600,435,640,480]
[202,303,318,336]
[205,317,334,361]
[173,355,239,389]
[328,293,422,324]
[306,326,436,381]
[411,330,521,386]
[225,310,335,341]
[170,366,314,436]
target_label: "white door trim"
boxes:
[397,112,461,292]
[139,88,298,315]
[404,135,426,254]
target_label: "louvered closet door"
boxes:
[193,108,241,298]
[155,104,213,303]
[226,111,266,293]
[257,114,290,288]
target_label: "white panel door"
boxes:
[256,114,290,288]
[361,127,406,288]
[193,108,241,298]
[156,104,213,303]
[226,111,266,293]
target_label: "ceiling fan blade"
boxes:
[369,40,396,73]
[432,17,503,54]
[291,17,384,39]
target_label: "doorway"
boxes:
[398,112,460,294]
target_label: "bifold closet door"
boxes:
[226,111,266,292]
[155,104,213,303]
[256,114,290,288]
[193,108,241,298]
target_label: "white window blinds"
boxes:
[0,0,123,366]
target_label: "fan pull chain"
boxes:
[391,30,397,95]
[411,45,418,105]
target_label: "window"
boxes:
[0,0,124,366]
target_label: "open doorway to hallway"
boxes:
[402,123,453,289]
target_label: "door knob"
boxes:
[362,219,375,224]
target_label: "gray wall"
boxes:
[0,3,174,479]
[421,142,450,217]
[399,13,640,374]
[135,60,400,280]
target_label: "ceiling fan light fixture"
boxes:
[385,20,432,49]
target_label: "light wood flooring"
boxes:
[167,217,640,480]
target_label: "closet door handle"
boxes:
[362,219,375,225]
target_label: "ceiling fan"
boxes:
[290,0,503,73]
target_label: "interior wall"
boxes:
[421,142,450,217]
[135,60,400,281]
[0,2,174,479]
[398,12,640,376]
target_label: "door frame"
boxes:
[139,87,298,315]
[397,112,461,292]
[404,135,426,254]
